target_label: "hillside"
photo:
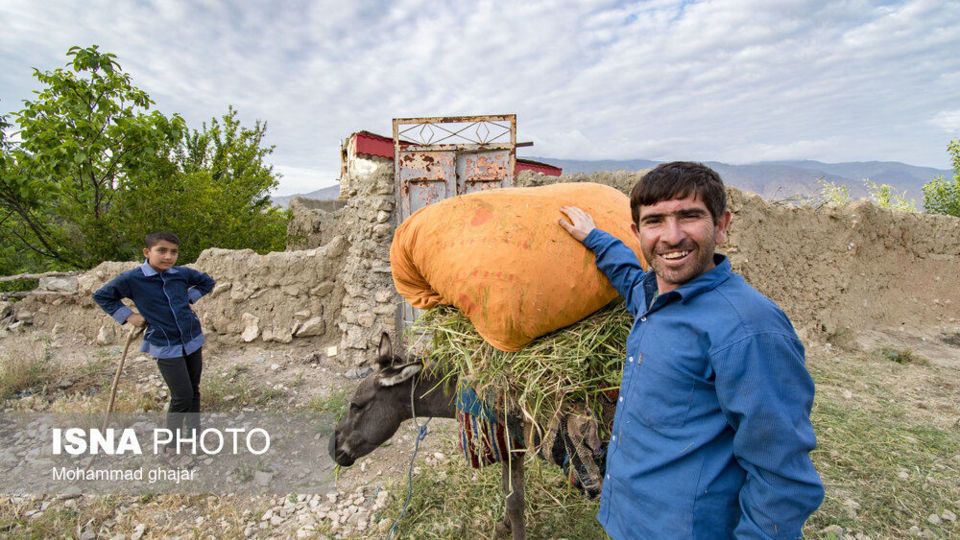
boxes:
[523,156,951,204]
[271,185,339,208]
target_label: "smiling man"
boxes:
[559,162,823,539]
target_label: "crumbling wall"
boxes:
[724,190,960,339]
[11,239,349,350]
[333,154,399,366]
[287,197,348,251]
[516,169,646,194]
[519,169,960,339]
[7,167,958,364]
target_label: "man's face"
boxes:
[632,194,731,294]
[143,240,179,272]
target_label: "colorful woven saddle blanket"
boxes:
[455,387,616,500]
[455,388,524,469]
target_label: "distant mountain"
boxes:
[271,185,339,208]
[271,159,951,208]
[524,156,951,205]
[528,157,661,175]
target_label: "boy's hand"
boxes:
[125,313,146,328]
[559,206,596,242]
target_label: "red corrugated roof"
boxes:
[349,131,561,176]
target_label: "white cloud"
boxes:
[272,165,339,196]
[930,110,960,133]
[2,0,959,195]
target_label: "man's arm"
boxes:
[559,206,648,314]
[92,275,144,327]
[185,269,216,304]
[713,332,825,539]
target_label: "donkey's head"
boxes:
[329,332,423,466]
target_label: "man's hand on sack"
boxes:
[559,206,596,242]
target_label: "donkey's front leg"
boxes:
[496,450,526,540]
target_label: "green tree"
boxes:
[0,45,184,268]
[922,139,960,218]
[124,106,288,262]
[1,46,288,272]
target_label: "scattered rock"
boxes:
[927,513,942,525]
[942,509,957,521]
[301,352,322,364]
[96,324,116,345]
[344,367,373,380]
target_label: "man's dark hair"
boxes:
[630,161,727,225]
[145,231,181,248]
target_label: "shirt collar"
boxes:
[672,253,731,301]
[139,261,178,276]
[647,253,732,311]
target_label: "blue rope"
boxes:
[386,381,431,540]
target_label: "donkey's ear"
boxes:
[378,362,422,387]
[377,333,393,368]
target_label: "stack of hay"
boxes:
[409,300,630,432]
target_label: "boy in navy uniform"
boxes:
[94,231,216,451]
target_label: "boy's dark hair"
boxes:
[145,231,181,248]
[630,161,727,225]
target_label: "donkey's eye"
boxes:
[350,402,363,411]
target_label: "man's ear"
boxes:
[630,222,641,242]
[715,209,732,245]
[142,247,151,259]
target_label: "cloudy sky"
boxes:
[2,0,958,195]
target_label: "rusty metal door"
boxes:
[393,114,517,334]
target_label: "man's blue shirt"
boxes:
[93,262,215,359]
[583,229,823,539]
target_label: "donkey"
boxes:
[329,332,530,539]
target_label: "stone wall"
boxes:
[331,154,400,366]
[9,240,349,351]
[286,197,347,251]
[7,167,959,364]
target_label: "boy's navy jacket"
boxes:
[93,262,216,359]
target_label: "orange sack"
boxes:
[390,182,646,352]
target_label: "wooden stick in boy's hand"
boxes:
[102,324,145,431]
